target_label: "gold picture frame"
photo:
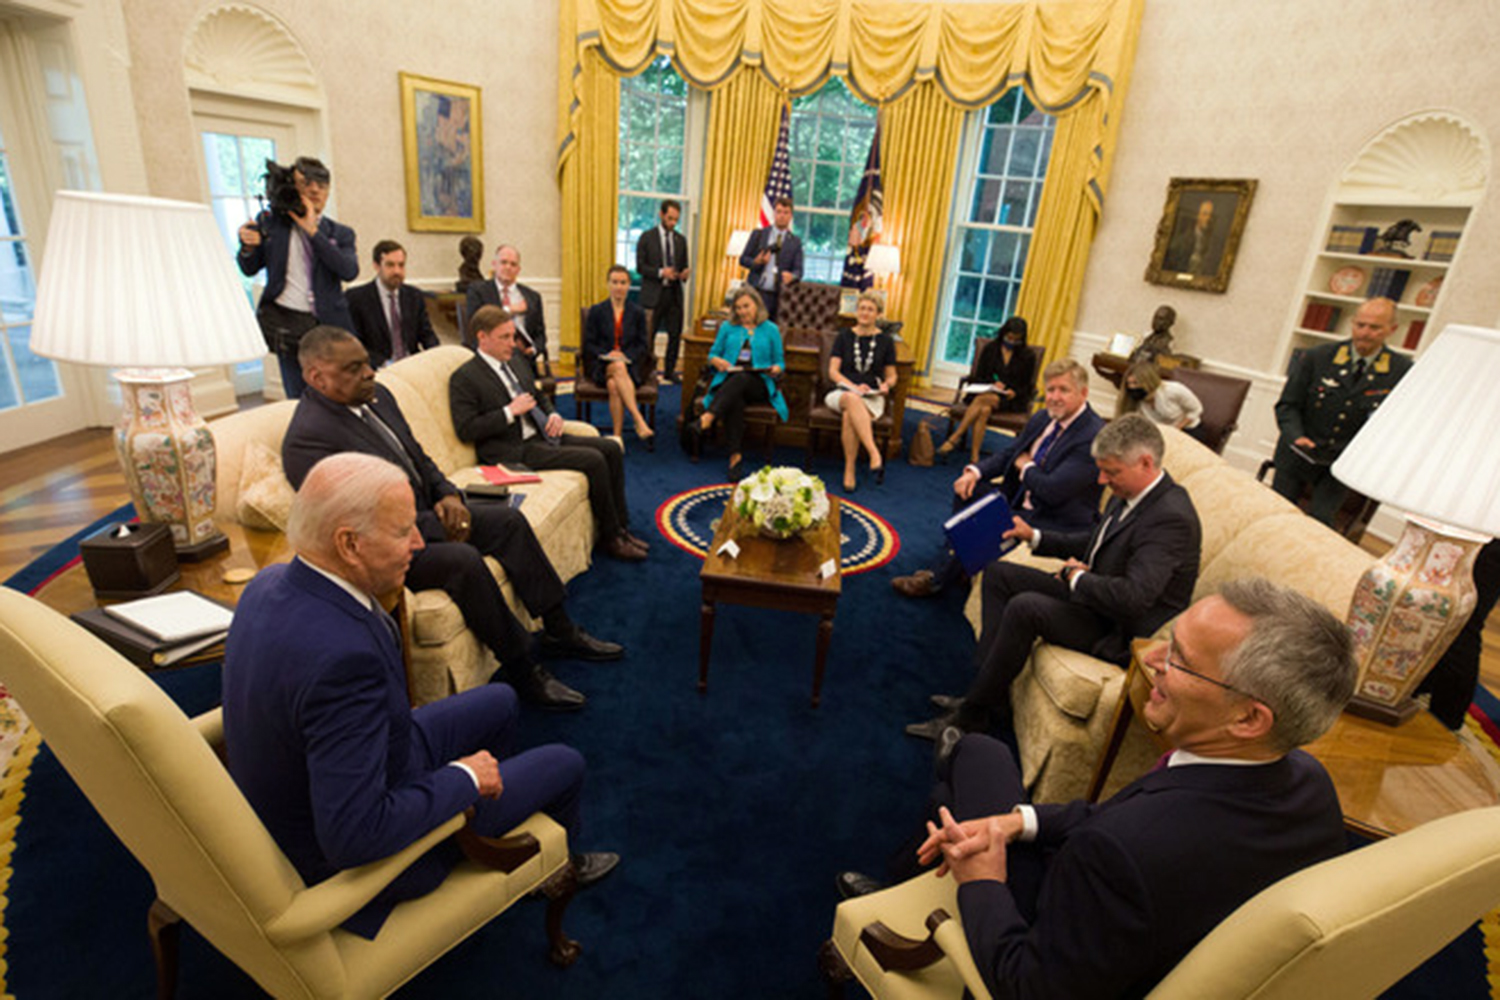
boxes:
[1144,178,1257,293]
[399,72,484,233]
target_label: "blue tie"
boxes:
[1032,422,1062,465]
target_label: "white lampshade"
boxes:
[30,191,264,368]
[725,230,751,258]
[1332,324,1500,537]
[866,243,901,277]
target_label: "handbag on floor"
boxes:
[909,419,935,467]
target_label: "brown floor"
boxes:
[2,419,1498,701]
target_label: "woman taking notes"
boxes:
[583,264,655,445]
[691,286,787,481]
[824,291,896,492]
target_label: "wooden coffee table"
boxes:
[699,496,842,707]
[1089,640,1500,838]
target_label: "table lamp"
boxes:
[865,243,900,283]
[1331,324,1500,723]
[29,191,265,560]
[724,230,751,259]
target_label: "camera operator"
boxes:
[237,156,358,399]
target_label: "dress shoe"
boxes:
[540,627,625,662]
[930,693,964,712]
[507,664,586,711]
[623,530,652,552]
[835,871,886,901]
[664,371,682,384]
[891,570,939,598]
[841,477,858,495]
[727,459,746,482]
[873,463,885,485]
[603,535,647,562]
[573,851,621,888]
[904,712,956,742]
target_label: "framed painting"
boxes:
[1144,178,1257,293]
[400,72,484,233]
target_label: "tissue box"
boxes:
[78,522,181,599]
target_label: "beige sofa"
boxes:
[965,425,1375,803]
[211,345,601,705]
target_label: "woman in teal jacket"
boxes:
[692,286,787,480]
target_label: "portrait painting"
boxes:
[400,72,484,232]
[1145,178,1257,293]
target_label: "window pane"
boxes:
[1009,128,1040,178]
[8,324,58,403]
[978,280,1010,326]
[0,134,59,408]
[812,163,841,208]
[960,229,989,274]
[790,161,814,206]
[953,274,981,318]
[656,148,683,194]
[944,320,975,366]
[201,133,241,197]
[0,241,36,323]
[617,56,688,267]
[969,179,1000,225]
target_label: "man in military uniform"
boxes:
[1271,297,1411,524]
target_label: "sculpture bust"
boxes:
[455,235,484,292]
[1130,304,1176,364]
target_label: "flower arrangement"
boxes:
[733,465,831,539]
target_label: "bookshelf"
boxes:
[1287,113,1486,363]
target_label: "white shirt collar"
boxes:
[298,555,375,612]
[1123,469,1165,514]
[1168,749,1277,768]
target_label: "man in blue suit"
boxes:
[224,452,618,939]
[738,196,804,323]
[839,579,1355,1000]
[237,156,359,398]
[894,360,1105,598]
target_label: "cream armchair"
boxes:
[0,588,580,999]
[822,805,1500,1000]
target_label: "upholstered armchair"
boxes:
[0,588,580,999]
[821,805,1500,1000]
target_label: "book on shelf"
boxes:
[1423,230,1461,262]
[1299,303,1342,334]
[1368,267,1411,302]
[1326,224,1377,254]
[1403,320,1426,351]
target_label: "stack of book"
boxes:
[1403,320,1426,351]
[1326,225,1378,254]
[1300,303,1343,333]
[1367,266,1411,302]
[1423,230,1461,262]
[72,591,234,669]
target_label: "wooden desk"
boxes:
[698,497,843,707]
[1089,640,1500,838]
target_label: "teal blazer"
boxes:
[704,320,789,421]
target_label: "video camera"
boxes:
[260,160,306,219]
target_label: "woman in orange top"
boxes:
[583,264,655,444]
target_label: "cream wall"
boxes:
[120,0,562,289]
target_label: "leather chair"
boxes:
[944,337,1038,443]
[0,588,581,999]
[572,307,659,435]
[821,805,1500,1000]
[1166,366,1250,455]
[806,327,897,466]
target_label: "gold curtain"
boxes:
[558,0,1145,371]
[881,82,965,382]
[690,68,784,324]
[557,48,621,356]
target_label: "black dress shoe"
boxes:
[835,871,886,901]
[508,665,586,711]
[541,627,625,662]
[930,693,964,712]
[904,713,956,742]
[873,463,885,485]
[603,535,646,562]
[623,530,652,551]
[573,851,621,888]
[727,460,745,482]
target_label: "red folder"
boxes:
[481,463,542,486]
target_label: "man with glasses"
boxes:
[907,414,1200,741]
[839,578,1355,1000]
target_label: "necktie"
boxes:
[374,604,402,651]
[1031,421,1062,465]
[501,285,512,309]
[1085,508,1117,567]
[1351,358,1367,384]
[501,362,553,441]
[388,290,406,361]
[359,405,421,483]
[664,229,674,270]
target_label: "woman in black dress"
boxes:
[939,315,1033,465]
[582,264,654,443]
[825,291,897,492]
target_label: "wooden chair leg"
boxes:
[818,938,853,999]
[539,862,582,967]
[148,898,181,1000]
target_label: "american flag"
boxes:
[758,102,793,228]
[841,119,884,290]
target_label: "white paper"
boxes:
[103,591,234,643]
[717,539,741,559]
[819,559,838,579]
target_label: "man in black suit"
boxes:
[738,196,804,323]
[283,326,624,711]
[635,199,692,382]
[346,240,440,368]
[464,244,548,368]
[907,414,1201,740]
[840,579,1355,1000]
[450,305,648,562]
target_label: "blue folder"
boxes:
[944,491,1019,577]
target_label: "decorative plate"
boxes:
[1329,266,1367,296]
[1414,276,1443,308]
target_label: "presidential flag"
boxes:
[840,118,884,290]
[759,102,793,228]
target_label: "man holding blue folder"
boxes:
[893,360,1104,599]
[907,415,1200,742]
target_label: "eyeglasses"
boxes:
[1146,633,1258,700]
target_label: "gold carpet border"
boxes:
[0,719,40,1000]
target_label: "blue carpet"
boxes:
[3,389,1491,997]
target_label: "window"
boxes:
[936,90,1055,370]
[0,122,60,412]
[617,57,689,276]
[788,78,877,283]
[200,129,277,392]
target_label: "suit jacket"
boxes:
[283,384,460,545]
[450,352,557,463]
[223,559,476,937]
[1275,340,1411,460]
[1034,471,1201,665]
[959,752,1345,1000]
[237,209,358,330]
[582,299,652,376]
[704,320,789,421]
[739,227,804,292]
[346,279,439,368]
[465,278,548,358]
[975,406,1106,534]
[635,225,689,309]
